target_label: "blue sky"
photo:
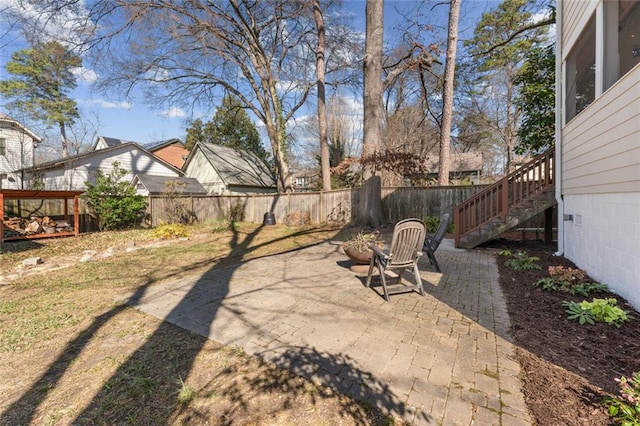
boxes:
[0,0,497,148]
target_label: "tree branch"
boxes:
[475,16,555,57]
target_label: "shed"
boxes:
[182,142,276,195]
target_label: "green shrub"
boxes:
[423,215,455,235]
[83,161,147,231]
[605,372,640,425]
[423,216,440,234]
[152,223,188,240]
[499,250,541,271]
[563,298,632,327]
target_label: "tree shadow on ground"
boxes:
[3,219,411,424]
[207,345,429,424]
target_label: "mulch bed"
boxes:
[484,238,640,425]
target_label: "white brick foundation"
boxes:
[563,193,640,311]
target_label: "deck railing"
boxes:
[454,148,555,247]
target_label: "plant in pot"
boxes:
[342,230,384,265]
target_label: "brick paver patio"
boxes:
[123,238,531,425]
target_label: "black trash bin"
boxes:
[263,212,276,225]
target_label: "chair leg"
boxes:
[414,263,425,296]
[427,251,441,273]
[365,255,376,288]
[379,265,390,302]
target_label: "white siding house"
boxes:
[23,142,182,190]
[0,114,40,190]
[558,0,640,309]
[183,142,276,195]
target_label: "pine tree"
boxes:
[0,41,81,158]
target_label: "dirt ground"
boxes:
[484,238,640,426]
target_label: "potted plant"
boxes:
[342,230,383,264]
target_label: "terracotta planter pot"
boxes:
[343,246,373,265]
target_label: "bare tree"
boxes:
[438,0,462,185]
[359,0,385,226]
[313,0,330,191]
[362,0,385,169]
[81,1,320,192]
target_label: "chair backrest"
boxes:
[425,213,450,252]
[388,219,426,267]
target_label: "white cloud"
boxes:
[0,0,93,48]
[160,106,185,118]
[72,67,98,84]
[82,99,132,109]
[145,67,171,82]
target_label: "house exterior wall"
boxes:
[152,144,188,170]
[183,149,226,194]
[560,0,640,310]
[0,121,36,189]
[562,72,640,194]
[31,146,181,190]
[563,194,640,309]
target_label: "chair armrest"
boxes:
[369,243,389,259]
[424,236,434,250]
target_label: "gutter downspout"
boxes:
[555,0,564,257]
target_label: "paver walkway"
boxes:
[124,239,531,425]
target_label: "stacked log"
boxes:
[2,216,72,238]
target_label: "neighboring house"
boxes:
[423,152,483,184]
[145,138,189,170]
[291,169,318,192]
[557,0,640,309]
[91,135,132,151]
[0,114,40,190]
[183,142,276,195]
[23,142,183,190]
[131,175,206,196]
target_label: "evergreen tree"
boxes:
[0,41,81,158]
[514,43,555,154]
[185,95,271,165]
[465,0,546,172]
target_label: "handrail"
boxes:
[454,148,555,247]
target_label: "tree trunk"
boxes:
[362,0,384,174]
[438,0,461,186]
[59,121,69,158]
[358,0,384,226]
[359,175,383,227]
[314,0,331,191]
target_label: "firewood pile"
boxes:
[2,216,72,238]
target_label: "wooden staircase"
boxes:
[454,148,556,249]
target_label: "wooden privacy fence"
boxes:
[147,185,490,227]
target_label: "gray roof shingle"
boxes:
[198,143,276,188]
[133,175,206,195]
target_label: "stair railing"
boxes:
[454,148,555,247]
